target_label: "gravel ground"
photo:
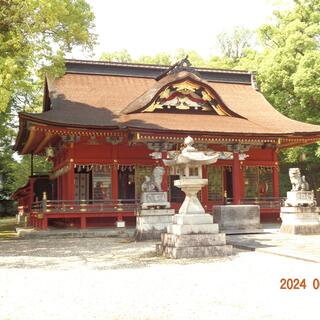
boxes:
[0,237,319,320]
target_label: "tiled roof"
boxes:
[16,60,320,152]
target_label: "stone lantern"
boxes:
[158,136,232,258]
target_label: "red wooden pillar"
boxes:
[80,215,86,229]
[60,175,64,200]
[112,144,119,203]
[162,167,168,192]
[28,178,35,226]
[57,175,60,200]
[161,151,168,192]
[112,162,119,201]
[64,173,68,200]
[68,143,75,200]
[62,174,66,200]
[68,161,75,200]
[202,165,209,210]
[112,161,122,224]
[42,216,48,230]
[273,151,280,198]
[232,152,241,205]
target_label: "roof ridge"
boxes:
[65,58,252,75]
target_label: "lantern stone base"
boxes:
[280,207,320,234]
[135,209,175,240]
[157,214,232,259]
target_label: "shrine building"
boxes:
[12,58,320,229]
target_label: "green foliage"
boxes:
[137,52,172,65]
[10,156,52,195]
[0,0,97,112]
[100,49,132,63]
[100,49,210,67]
[216,27,255,62]
[256,0,320,121]
[0,100,52,199]
[0,0,96,196]
[252,0,320,164]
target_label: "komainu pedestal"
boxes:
[280,206,320,234]
[280,169,320,235]
[135,209,175,240]
[136,165,173,240]
[140,192,170,209]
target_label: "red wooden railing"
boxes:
[31,199,139,214]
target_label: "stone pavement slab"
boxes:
[228,232,320,263]
[0,236,319,320]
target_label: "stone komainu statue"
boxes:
[141,166,165,192]
[141,176,156,192]
[152,166,164,192]
[289,168,309,191]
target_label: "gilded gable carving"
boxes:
[143,80,231,116]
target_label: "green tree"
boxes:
[0,110,16,199]
[172,49,207,67]
[256,0,320,121]
[100,49,132,62]
[251,0,320,163]
[137,52,172,65]
[216,27,255,63]
[0,0,96,196]
[0,0,96,112]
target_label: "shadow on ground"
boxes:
[0,236,243,270]
[227,234,276,250]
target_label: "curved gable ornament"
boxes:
[142,79,235,116]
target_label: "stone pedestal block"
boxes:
[167,223,219,235]
[285,191,316,207]
[173,214,213,225]
[158,213,232,259]
[161,233,226,247]
[157,244,233,259]
[280,206,320,234]
[135,209,175,240]
[141,192,170,209]
[213,205,261,231]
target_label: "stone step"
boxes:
[136,223,171,231]
[167,223,219,235]
[173,214,213,225]
[138,209,175,216]
[136,216,173,224]
[161,233,226,247]
[159,244,233,259]
[135,230,163,241]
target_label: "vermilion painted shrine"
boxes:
[12,58,320,229]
